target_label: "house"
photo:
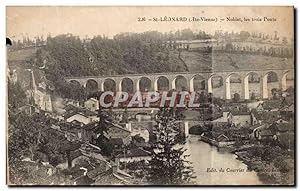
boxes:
[222,103,248,112]
[11,160,59,185]
[257,100,281,112]
[252,111,281,124]
[249,123,266,139]
[78,121,132,147]
[58,149,124,185]
[56,143,134,185]
[216,134,230,142]
[109,138,127,149]
[246,100,264,110]
[28,88,53,113]
[65,122,99,144]
[65,100,80,107]
[215,134,236,147]
[105,124,132,150]
[79,122,99,143]
[64,109,98,125]
[64,122,85,142]
[257,129,277,141]
[250,122,278,142]
[274,118,289,124]
[38,81,47,90]
[84,98,99,112]
[228,127,250,140]
[131,136,151,148]
[93,161,133,185]
[64,104,81,113]
[130,122,150,142]
[268,121,294,136]
[28,86,53,113]
[276,123,291,134]
[277,131,294,150]
[80,143,103,155]
[115,148,152,163]
[107,123,132,145]
[86,161,111,180]
[50,124,60,130]
[74,175,94,185]
[57,144,103,170]
[51,113,64,121]
[280,103,294,120]
[62,165,94,185]
[213,111,231,123]
[18,104,40,115]
[228,110,257,127]
[135,113,152,122]
[93,168,132,185]
[256,103,264,112]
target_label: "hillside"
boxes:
[7,47,39,62]
[180,51,293,72]
[7,33,294,102]
[7,34,188,100]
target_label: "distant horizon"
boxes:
[7,6,294,41]
[7,29,292,43]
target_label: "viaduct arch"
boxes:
[65,68,294,100]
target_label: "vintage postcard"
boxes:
[6,6,295,186]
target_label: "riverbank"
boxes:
[234,148,294,185]
[186,135,262,185]
[197,135,294,185]
[198,135,235,152]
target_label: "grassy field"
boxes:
[180,51,294,72]
[7,47,39,62]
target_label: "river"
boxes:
[183,135,263,185]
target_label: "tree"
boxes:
[286,86,294,96]
[271,88,279,99]
[282,37,288,44]
[8,112,72,166]
[180,29,194,40]
[198,91,208,103]
[60,140,81,168]
[240,31,250,41]
[250,92,256,100]
[133,134,146,143]
[121,107,129,123]
[39,128,70,167]
[7,79,26,110]
[95,106,114,156]
[8,113,46,163]
[232,93,240,102]
[146,108,195,185]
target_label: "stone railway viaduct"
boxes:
[65,68,294,100]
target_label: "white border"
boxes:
[1,0,299,190]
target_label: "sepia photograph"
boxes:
[6,6,295,186]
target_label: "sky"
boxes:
[6,6,294,40]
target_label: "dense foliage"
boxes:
[146,108,195,185]
[34,32,190,100]
[7,79,26,110]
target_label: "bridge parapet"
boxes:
[66,68,294,100]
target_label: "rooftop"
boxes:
[116,148,151,158]
[230,110,250,116]
[260,129,274,136]
[64,108,97,119]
